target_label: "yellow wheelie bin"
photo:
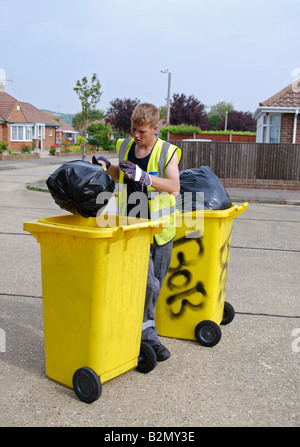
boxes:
[24,214,164,403]
[156,202,248,347]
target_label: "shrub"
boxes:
[21,145,32,154]
[160,125,256,140]
[68,145,81,152]
[160,124,202,140]
[0,140,8,154]
[88,132,114,150]
[77,136,86,145]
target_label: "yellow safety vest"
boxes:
[116,137,182,245]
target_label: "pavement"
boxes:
[0,151,299,429]
[2,150,299,206]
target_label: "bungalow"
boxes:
[0,91,60,151]
[44,112,79,145]
[254,79,300,144]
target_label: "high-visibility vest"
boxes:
[116,137,182,245]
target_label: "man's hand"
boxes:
[120,161,152,187]
[92,155,111,171]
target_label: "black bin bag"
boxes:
[46,160,115,218]
[176,166,232,211]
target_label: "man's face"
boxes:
[131,122,157,147]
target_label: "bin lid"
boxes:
[23,214,165,239]
[176,202,248,220]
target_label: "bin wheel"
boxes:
[73,367,102,403]
[221,301,235,325]
[136,342,157,374]
[195,320,222,347]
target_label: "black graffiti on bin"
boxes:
[166,230,207,318]
[218,229,232,303]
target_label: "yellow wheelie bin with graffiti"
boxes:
[156,202,248,347]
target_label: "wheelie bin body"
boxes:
[23,214,163,400]
[156,203,248,346]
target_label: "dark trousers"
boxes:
[141,238,173,346]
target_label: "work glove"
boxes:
[119,161,152,187]
[92,155,111,171]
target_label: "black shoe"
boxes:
[153,344,171,362]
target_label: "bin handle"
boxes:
[29,232,41,243]
[225,202,248,220]
[106,226,124,253]
[123,226,139,250]
[106,225,139,252]
[106,220,165,252]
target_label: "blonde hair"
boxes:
[131,103,159,128]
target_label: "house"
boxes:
[45,113,79,145]
[254,80,300,144]
[0,91,60,151]
[55,119,79,145]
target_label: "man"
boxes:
[93,103,181,361]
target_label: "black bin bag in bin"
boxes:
[46,160,115,218]
[176,166,232,211]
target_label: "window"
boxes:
[49,127,52,136]
[33,125,45,140]
[260,114,281,143]
[269,115,280,143]
[11,125,34,141]
[262,115,268,143]
[25,127,32,140]
[11,126,18,140]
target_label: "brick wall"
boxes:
[296,117,300,143]
[44,126,56,150]
[168,132,256,142]
[9,104,26,122]
[9,141,31,151]
[0,123,9,142]
[2,124,56,151]
[31,126,56,150]
[220,178,300,190]
[280,113,300,144]
[280,114,294,143]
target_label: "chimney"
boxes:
[0,68,6,92]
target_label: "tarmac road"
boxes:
[0,154,299,428]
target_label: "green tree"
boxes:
[208,113,221,130]
[209,101,234,119]
[86,122,114,150]
[72,109,105,131]
[73,73,102,158]
[158,106,167,121]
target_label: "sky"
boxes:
[1,0,300,117]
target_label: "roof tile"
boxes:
[0,91,60,125]
[260,80,300,107]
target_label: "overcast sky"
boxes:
[1,0,299,116]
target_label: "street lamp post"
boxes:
[224,111,228,131]
[160,69,171,126]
